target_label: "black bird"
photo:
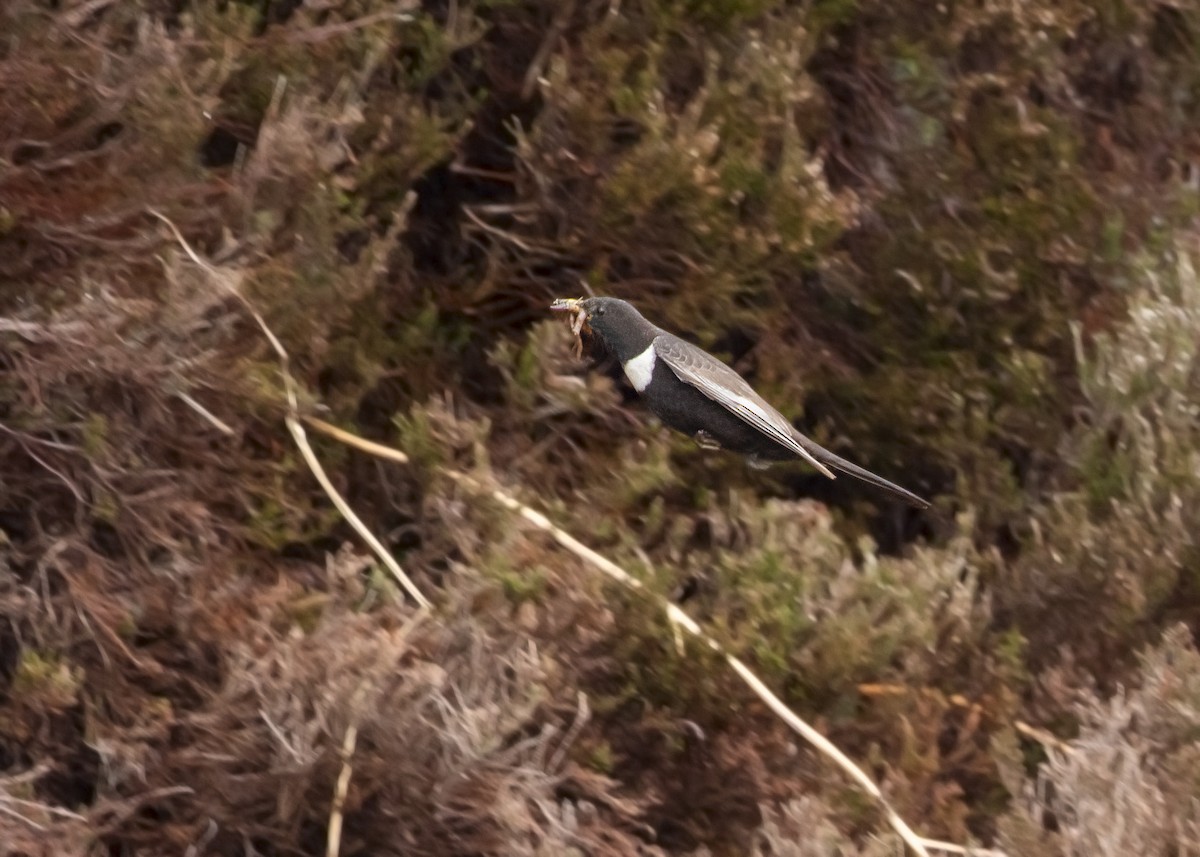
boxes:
[551,296,930,509]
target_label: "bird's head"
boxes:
[551,296,656,361]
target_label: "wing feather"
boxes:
[653,334,836,479]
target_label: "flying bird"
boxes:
[551,296,930,509]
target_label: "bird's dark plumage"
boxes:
[551,296,930,509]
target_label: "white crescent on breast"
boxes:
[622,343,657,392]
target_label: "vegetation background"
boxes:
[2,0,1200,853]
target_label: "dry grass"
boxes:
[4,0,1200,855]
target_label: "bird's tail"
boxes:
[791,432,931,509]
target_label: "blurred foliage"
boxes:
[2,0,1200,853]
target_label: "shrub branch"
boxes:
[303,416,1005,857]
[152,209,1000,857]
[149,209,431,609]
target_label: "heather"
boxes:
[2,1,1199,854]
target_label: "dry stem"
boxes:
[302,416,1003,857]
[327,685,368,857]
[149,210,430,609]
[144,213,998,857]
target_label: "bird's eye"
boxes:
[597,306,606,315]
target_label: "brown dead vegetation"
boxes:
[3,0,1200,855]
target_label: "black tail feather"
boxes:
[791,433,931,509]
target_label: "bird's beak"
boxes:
[550,297,590,336]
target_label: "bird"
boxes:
[551,296,930,509]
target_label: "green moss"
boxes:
[492,562,548,605]
[115,611,139,641]
[993,627,1030,687]
[488,330,544,411]
[283,592,330,633]
[611,442,680,509]
[603,589,731,719]
[396,14,468,87]
[585,740,615,774]
[92,488,120,525]
[693,499,987,708]
[357,563,404,611]
[357,105,467,208]
[678,0,784,30]
[393,406,446,470]
[81,412,110,461]
[1078,432,1127,509]
[13,651,83,710]
[831,785,878,833]
[243,460,342,550]
[808,0,861,30]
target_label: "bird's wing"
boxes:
[653,334,836,479]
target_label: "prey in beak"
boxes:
[550,297,590,357]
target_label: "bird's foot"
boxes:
[747,455,773,471]
[694,430,722,451]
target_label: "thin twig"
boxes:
[860,684,1073,766]
[91,786,195,837]
[300,418,979,857]
[0,802,47,832]
[286,416,429,608]
[0,318,91,341]
[184,818,219,857]
[468,478,932,857]
[148,209,430,609]
[304,418,411,465]
[175,390,236,436]
[260,710,304,764]
[58,0,119,28]
[461,205,535,252]
[147,222,997,857]
[285,10,414,44]
[327,684,369,857]
[0,431,87,505]
[1015,720,1075,757]
[461,205,570,259]
[448,161,519,183]
[547,691,590,774]
[521,0,576,100]
[0,794,87,822]
[918,839,1008,857]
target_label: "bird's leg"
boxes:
[694,430,722,451]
